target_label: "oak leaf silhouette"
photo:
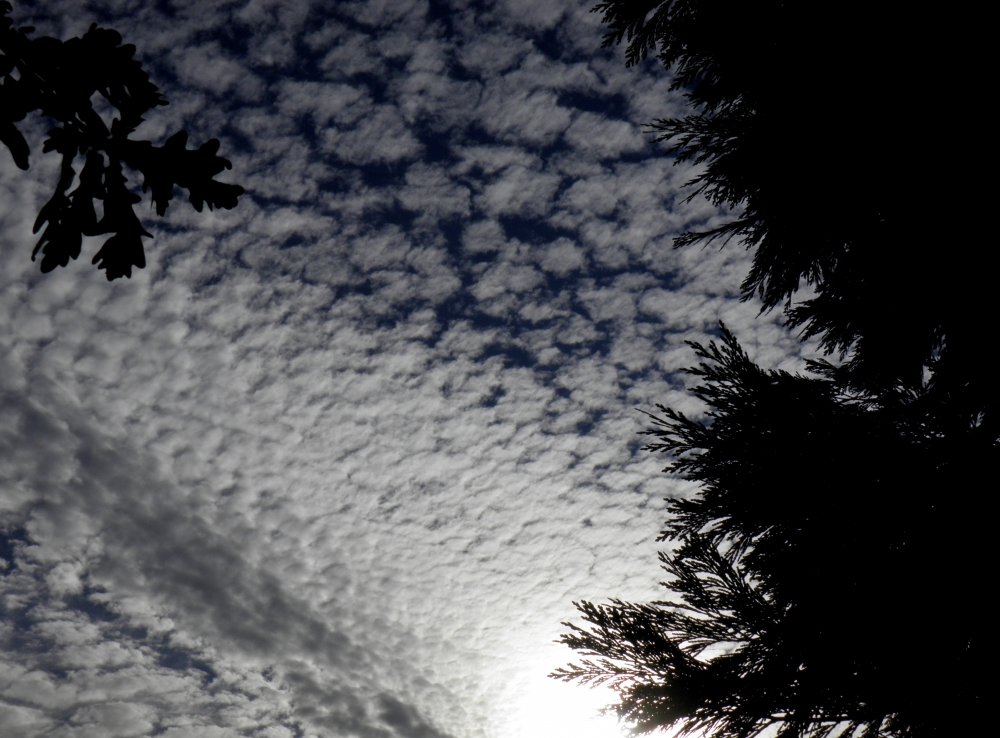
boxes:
[1,1,244,280]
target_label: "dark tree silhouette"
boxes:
[556,328,989,736]
[558,3,993,735]
[591,1,994,426]
[0,1,243,280]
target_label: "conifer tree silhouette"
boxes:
[556,327,989,737]
[0,1,244,280]
[558,3,992,736]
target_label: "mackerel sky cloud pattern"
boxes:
[0,1,817,736]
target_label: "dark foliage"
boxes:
[557,7,993,732]
[0,1,243,280]
[556,328,990,736]
[592,1,994,413]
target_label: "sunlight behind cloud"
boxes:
[504,659,629,738]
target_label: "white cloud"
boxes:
[323,105,424,165]
[535,238,585,276]
[564,113,643,160]
[479,164,561,217]
[171,43,264,100]
[477,84,572,146]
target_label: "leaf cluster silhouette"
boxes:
[557,3,993,736]
[0,1,243,279]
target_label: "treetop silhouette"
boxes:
[594,0,994,409]
[0,1,244,280]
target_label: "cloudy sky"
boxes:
[0,1,817,737]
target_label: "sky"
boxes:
[0,1,817,737]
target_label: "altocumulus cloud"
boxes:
[0,1,817,737]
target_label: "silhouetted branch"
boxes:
[1,1,244,280]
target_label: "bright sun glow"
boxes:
[504,661,630,738]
